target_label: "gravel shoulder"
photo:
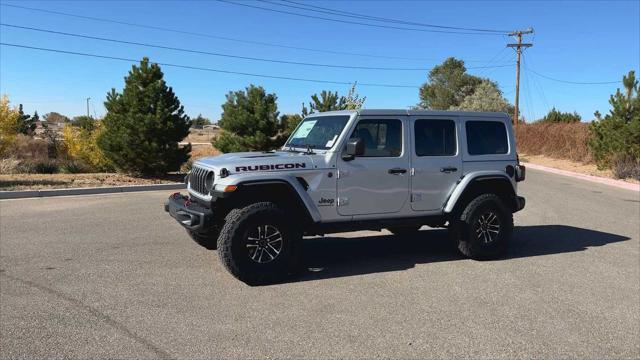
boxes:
[0,173,184,190]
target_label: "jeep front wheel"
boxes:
[449,194,513,260]
[217,202,300,284]
[186,228,219,250]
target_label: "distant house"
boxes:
[203,124,220,130]
[34,121,66,136]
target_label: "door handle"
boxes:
[440,167,458,173]
[388,168,407,174]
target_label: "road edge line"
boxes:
[523,162,639,192]
[0,183,186,200]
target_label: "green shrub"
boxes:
[59,160,90,174]
[539,107,581,123]
[589,71,640,173]
[611,154,640,180]
[22,160,60,174]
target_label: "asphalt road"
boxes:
[1,169,639,359]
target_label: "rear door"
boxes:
[336,116,410,216]
[410,116,462,211]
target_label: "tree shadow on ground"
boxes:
[288,225,630,283]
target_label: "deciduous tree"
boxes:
[418,57,483,110]
[450,80,512,113]
[0,95,20,156]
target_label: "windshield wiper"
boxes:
[304,144,316,155]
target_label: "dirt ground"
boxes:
[520,153,638,184]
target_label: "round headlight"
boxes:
[205,171,214,192]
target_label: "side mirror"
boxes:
[343,138,364,161]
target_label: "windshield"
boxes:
[284,116,350,150]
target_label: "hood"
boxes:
[194,151,317,174]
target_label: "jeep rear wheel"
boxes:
[217,202,301,285]
[449,194,513,260]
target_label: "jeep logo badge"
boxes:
[318,197,335,206]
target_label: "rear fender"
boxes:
[444,171,516,214]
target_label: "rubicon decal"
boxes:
[235,163,306,172]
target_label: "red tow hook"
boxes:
[183,199,192,208]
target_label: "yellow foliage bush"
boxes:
[0,95,20,157]
[62,121,111,171]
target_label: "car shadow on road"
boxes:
[290,225,630,283]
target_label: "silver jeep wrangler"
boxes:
[166,109,525,284]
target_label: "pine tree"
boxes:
[589,70,640,172]
[302,90,346,116]
[98,58,191,174]
[213,85,282,153]
[17,104,38,135]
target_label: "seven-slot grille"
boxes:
[189,165,213,195]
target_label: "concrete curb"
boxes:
[523,162,640,192]
[0,183,186,200]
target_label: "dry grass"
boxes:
[515,122,592,163]
[10,134,49,160]
[185,128,219,143]
[190,143,220,160]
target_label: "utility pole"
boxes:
[507,28,533,128]
[86,97,91,118]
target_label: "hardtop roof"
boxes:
[309,109,510,119]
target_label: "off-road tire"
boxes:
[186,229,219,250]
[217,202,301,285]
[387,226,421,237]
[449,194,513,260]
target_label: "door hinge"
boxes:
[410,167,415,176]
[337,197,349,206]
[411,193,422,202]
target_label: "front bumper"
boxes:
[164,193,214,232]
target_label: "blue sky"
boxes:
[1,0,638,122]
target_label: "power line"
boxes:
[526,65,620,85]
[0,23,422,71]
[0,42,421,88]
[523,54,550,114]
[217,0,506,36]
[1,23,515,71]
[275,0,510,34]
[0,3,481,62]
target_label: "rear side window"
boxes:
[465,121,508,155]
[414,119,457,156]
[351,119,402,157]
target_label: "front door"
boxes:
[337,117,410,216]
[410,116,462,211]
